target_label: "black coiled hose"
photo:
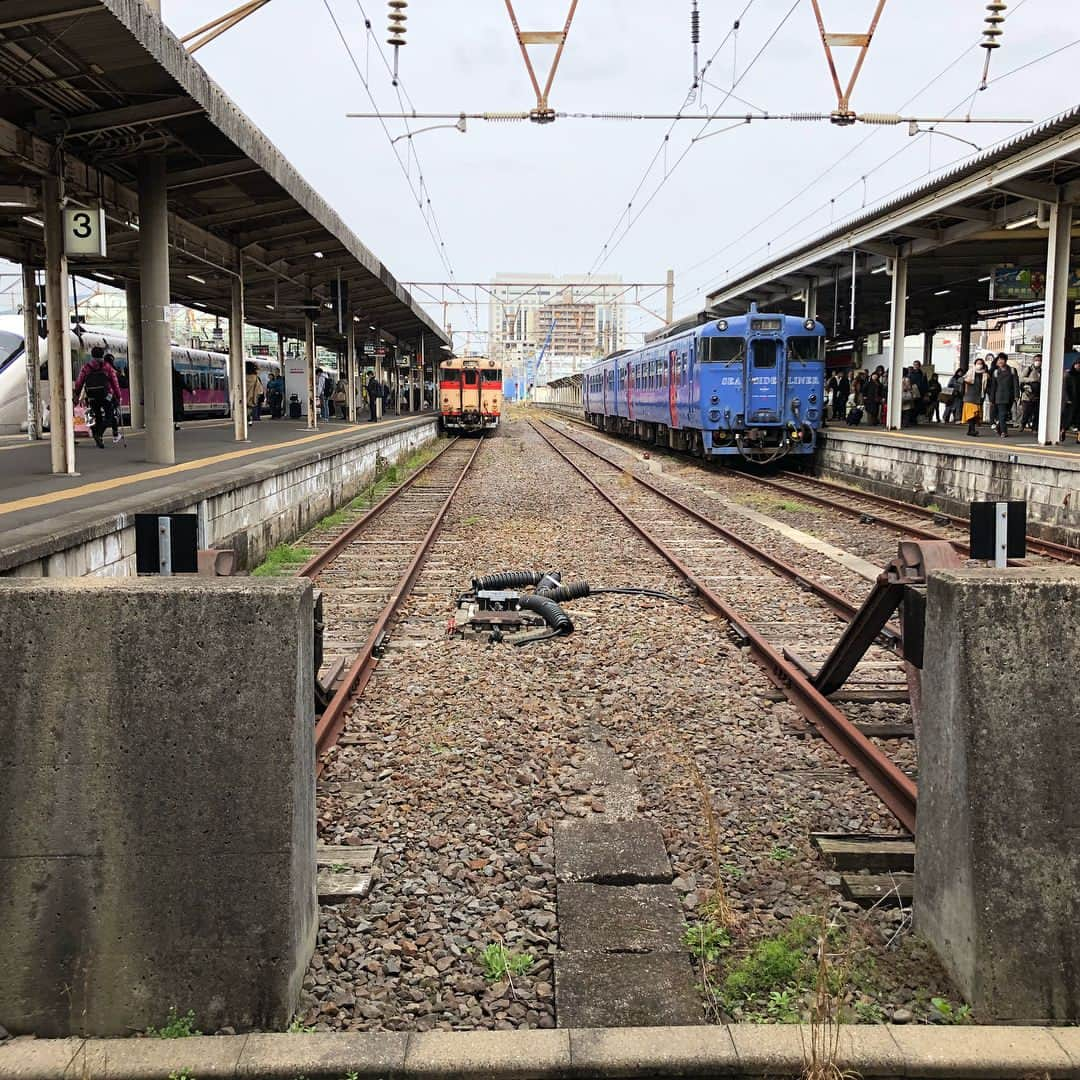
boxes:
[472,570,543,591]
[536,580,591,603]
[512,593,574,646]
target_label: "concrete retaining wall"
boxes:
[0,577,316,1037]
[818,429,1080,548]
[0,420,438,578]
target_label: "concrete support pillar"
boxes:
[1038,201,1074,445]
[137,155,174,464]
[21,263,41,441]
[922,330,934,369]
[304,313,316,429]
[804,279,819,323]
[886,254,908,431]
[0,576,317,1035]
[917,566,1080,1021]
[125,280,143,429]
[42,175,74,474]
[345,318,357,423]
[230,274,248,441]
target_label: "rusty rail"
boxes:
[311,438,483,773]
[745,470,1078,564]
[533,416,901,649]
[532,419,917,834]
[297,437,461,580]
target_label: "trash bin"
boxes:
[288,394,302,420]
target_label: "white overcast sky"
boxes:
[164,0,1078,341]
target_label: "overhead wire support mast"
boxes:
[503,0,579,124]
[809,0,889,124]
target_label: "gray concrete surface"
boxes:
[553,820,673,884]
[0,416,437,577]
[917,565,1080,1022]
[557,883,686,953]
[6,1024,1077,1080]
[818,427,1080,549]
[0,577,316,1037]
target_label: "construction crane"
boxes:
[527,318,557,400]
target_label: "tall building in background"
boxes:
[489,273,625,393]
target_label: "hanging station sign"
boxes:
[63,205,107,257]
[991,266,1080,302]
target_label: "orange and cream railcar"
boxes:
[439,356,502,433]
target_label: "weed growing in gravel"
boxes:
[929,996,972,1024]
[329,863,350,873]
[460,515,483,526]
[684,920,731,963]
[287,1017,316,1033]
[853,999,886,1023]
[167,1070,194,1080]
[147,1007,200,1038]
[769,845,796,861]
[803,915,855,1080]
[251,544,315,577]
[688,760,736,929]
[764,989,800,1023]
[478,942,534,982]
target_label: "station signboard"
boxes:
[990,266,1080,302]
[63,205,107,257]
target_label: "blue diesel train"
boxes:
[582,305,826,463]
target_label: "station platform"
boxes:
[818,420,1080,548]
[0,412,438,577]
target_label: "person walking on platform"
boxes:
[908,361,928,423]
[266,371,285,418]
[963,358,990,436]
[366,372,381,422]
[74,345,121,449]
[989,354,1019,437]
[1064,359,1080,443]
[246,363,263,422]
[925,371,941,422]
[863,372,883,425]
[102,351,124,444]
[1019,355,1041,432]
[333,378,347,420]
[943,368,964,423]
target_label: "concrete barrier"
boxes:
[0,577,316,1037]
[917,565,1080,1022]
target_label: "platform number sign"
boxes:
[63,205,107,257]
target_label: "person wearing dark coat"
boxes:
[988,355,1020,437]
[1064,359,1080,443]
[833,372,850,420]
[366,373,381,422]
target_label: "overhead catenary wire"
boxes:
[660,0,1046,316]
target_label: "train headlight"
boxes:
[715,319,728,332]
[708,408,722,422]
[804,319,816,330]
[710,394,719,404]
[808,393,817,404]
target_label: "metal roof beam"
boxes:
[65,96,203,135]
[167,158,260,189]
[194,197,298,227]
[939,205,995,223]
[0,4,101,32]
[994,178,1060,203]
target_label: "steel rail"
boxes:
[533,417,901,648]
[543,408,1077,564]
[745,470,1078,564]
[532,419,917,834]
[297,437,461,580]
[313,439,483,773]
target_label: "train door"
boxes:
[462,366,480,417]
[746,338,782,421]
[626,361,633,420]
[668,349,678,428]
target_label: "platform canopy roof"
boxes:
[0,0,449,353]
[700,106,1080,342]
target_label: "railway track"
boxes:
[296,437,482,771]
[542,407,1078,564]
[531,416,917,834]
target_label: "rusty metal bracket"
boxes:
[808,0,889,123]
[181,0,272,53]
[812,540,963,696]
[503,0,579,121]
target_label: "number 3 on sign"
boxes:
[63,206,107,257]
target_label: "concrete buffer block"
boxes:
[0,577,317,1036]
[916,566,1080,1022]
